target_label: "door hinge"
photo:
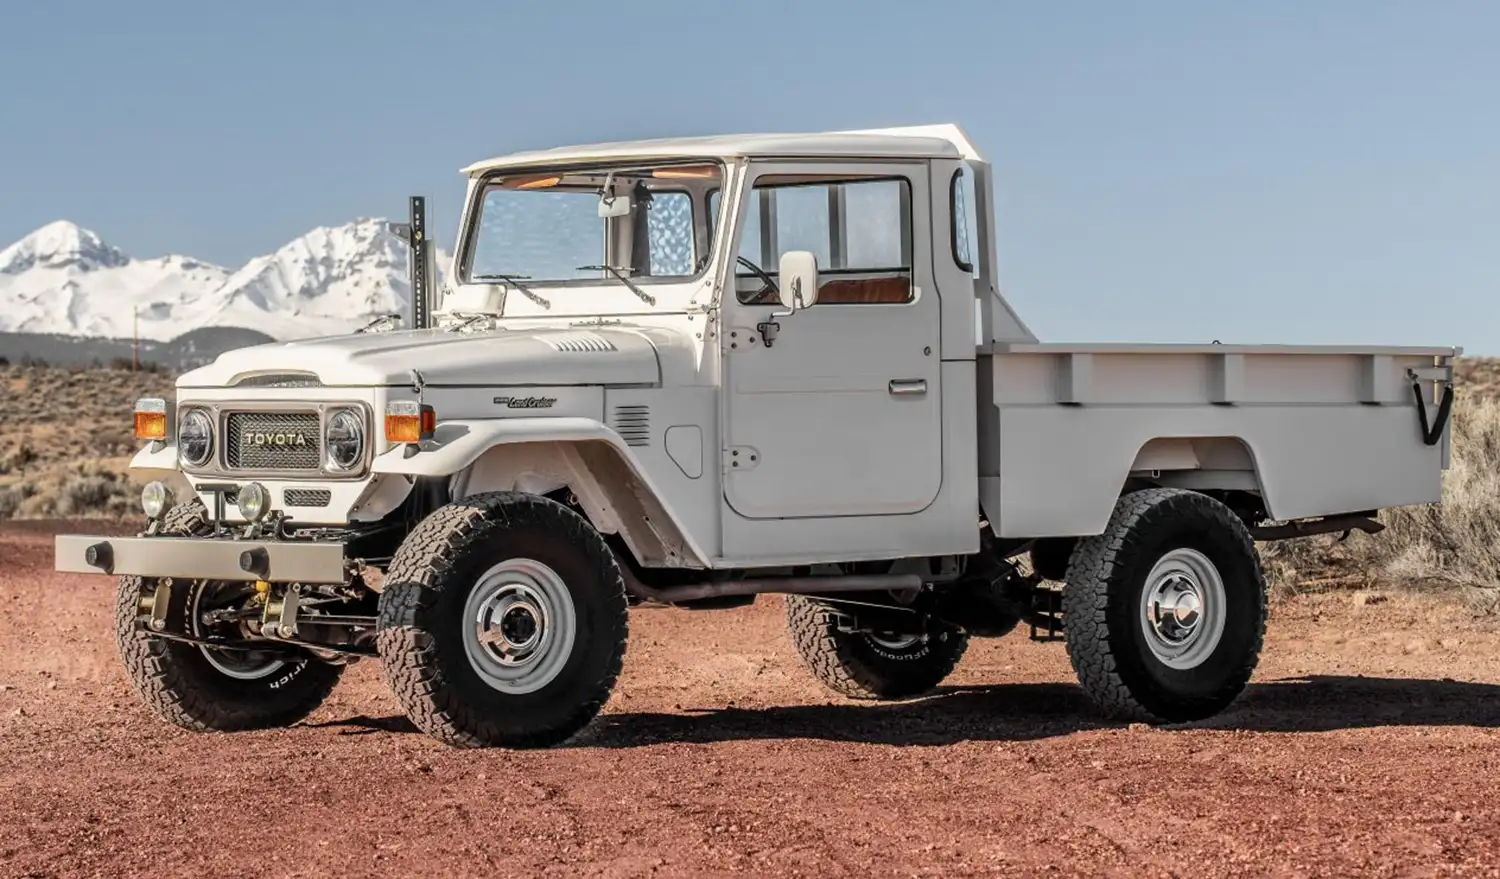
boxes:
[725,327,763,352]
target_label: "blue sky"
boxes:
[1,0,1495,351]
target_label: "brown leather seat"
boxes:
[816,276,911,304]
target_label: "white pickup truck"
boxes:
[56,124,1459,749]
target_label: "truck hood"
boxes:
[177,326,666,388]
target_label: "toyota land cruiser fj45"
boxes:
[56,124,1460,748]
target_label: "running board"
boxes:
[623,572,923,606]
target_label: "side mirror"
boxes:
[777,250,819,311]
[597,193,632,218]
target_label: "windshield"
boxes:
[461,162,723,287]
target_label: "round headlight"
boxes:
[141,481,172,519]
[325,409,364,471]
[178,409,213,467]
[236,482,270,521]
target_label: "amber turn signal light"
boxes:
[386,401,436,444]
[133,398,168,441]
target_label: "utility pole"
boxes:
[132,304,139,372]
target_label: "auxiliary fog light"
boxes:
[235,482,271,522]
[140,481,172,519]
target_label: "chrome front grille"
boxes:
[225,412,321,471]
[284,488,332,508]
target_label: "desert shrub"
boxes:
[0,486,21,518]
[58,475,117,516]
[0,440,37,474]
[1263,392,1500,611]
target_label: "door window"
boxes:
[717,176,914,305]
[950,166,979,277]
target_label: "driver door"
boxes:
[718,162,944,520]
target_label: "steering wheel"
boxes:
[736,255,779,300]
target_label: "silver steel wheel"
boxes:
[190,583,287,681]
[462,558,577,695]
[865,632,924,651]
[1139,548,1227,670]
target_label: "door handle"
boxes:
[888,379,927,396]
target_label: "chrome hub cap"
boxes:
[463,559,576,695]
[1140,548,1226,670]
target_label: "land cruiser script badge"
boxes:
[493,396,558,409]
[243,431,310,447]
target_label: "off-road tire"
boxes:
[1062,488,1267,724]
[785,596,968,700]
[114,503,343,732]
[375,492,629,749]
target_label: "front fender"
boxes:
[372,417,710,568]
[129,441,178,474]
[371,417,629,476]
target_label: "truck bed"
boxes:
[976,342,1460,539]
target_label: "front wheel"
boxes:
[375,492,629,749]
[114,504,343,732]
[115,576,344,731]
[1062,488,1267,724]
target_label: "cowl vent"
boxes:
[544,332,617,353]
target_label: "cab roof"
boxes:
[460,123,986,176]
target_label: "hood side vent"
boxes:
[232,372,324,388]
[611,405,651,447]
[544,332,617,353]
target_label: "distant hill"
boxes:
[0,326,276,372]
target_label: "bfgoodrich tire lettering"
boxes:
[1062,488,1267,724]
[375,492,629,749]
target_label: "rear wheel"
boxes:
[1062,488,1267,723]
[786,596,968,700]
[114,504,343,732]
[376,492,629,748]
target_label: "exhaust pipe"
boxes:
[1248,512,1384,542]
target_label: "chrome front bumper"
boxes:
[54,534,347,584]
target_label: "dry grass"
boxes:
[0,364,174,521]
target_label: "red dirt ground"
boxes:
[3,521,1500,878]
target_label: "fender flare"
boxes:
[372,417,710,568]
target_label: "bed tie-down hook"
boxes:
[1407,368,1455,446]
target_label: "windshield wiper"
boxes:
[445,312,496,333]
[356,312,402,334]
[576,265,656,306]
[473,273,551,309]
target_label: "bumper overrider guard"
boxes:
[54,535,347,584]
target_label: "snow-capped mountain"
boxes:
[0,219,448,342]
